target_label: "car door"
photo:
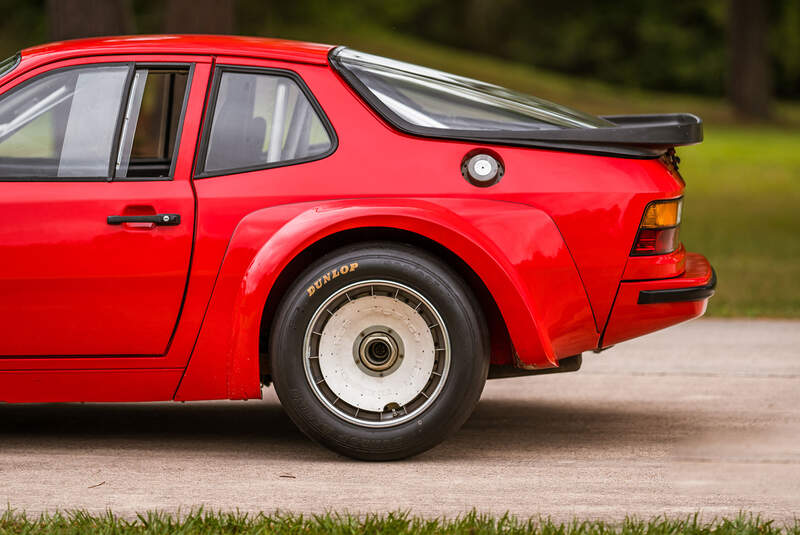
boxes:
[0,57,203,357]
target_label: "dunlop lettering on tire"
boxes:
[306,262,358,297]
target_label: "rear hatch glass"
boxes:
[331,48,612,132]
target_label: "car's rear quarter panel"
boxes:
[177,57,683,400]
[176,198,597,400]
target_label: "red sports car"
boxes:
[0,35,714,460]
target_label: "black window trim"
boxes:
[0,61,195,183]
[194,64,338,180]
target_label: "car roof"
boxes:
[19,34,335,66]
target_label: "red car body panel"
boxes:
[15,35,333,71]
[175,198,597,400]
[0,55,212,364]
[0,36,713,403]
[0,369,184,403]
[603,253,713,346]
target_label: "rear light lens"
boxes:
[632,227,681,255]
[632,198,682,256]
[641,199,682,228]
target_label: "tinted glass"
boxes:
[204,71,332,174]
[335,48,612,131]
[115,68,189,179]
[0,65,128,178]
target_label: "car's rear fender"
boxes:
[174,198,597,401]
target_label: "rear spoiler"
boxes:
[375,109,704,158]
[600,113,703,149]
[482,113,704,158]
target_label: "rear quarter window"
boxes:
[200,68,335,176]
[331,48,612,132]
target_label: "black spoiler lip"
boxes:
[600,113,704,147]
[447,113,704,158]
[436,113,703,158]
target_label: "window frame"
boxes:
[0,61,194,183]
[194,65,338,180]
[113,62,194,182]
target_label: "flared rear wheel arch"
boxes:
[258,228,512,382]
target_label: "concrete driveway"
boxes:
[1,318,798,521]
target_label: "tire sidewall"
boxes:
[270,244,488,460]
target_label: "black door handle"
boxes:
[107,214,181,226]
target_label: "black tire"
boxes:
[269,242,489,460]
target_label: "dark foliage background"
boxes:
[0,0,797,118]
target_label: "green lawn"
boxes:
[1,510,797,535]
[680,127,800,317]
[279,26,800,318]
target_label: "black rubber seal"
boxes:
[637,268,717,304]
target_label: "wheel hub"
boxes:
[357,330,400,372]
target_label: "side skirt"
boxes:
[0,369,183,403]
[488,354,582,380]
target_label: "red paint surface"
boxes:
[623,244,687,281]
[0,369,184,402]
[602,253,713,347]
[0,36,714,402]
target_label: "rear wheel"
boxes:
[270,242,489,460]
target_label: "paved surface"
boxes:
[1,318,799,521]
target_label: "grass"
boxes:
[0,510,797,535]
[680,127,800,317]
[271,25,800,318]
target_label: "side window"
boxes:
[115,67,190,179]
[203,70,333,175]
[0,65,129,178]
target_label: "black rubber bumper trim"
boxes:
[637,268,717,304]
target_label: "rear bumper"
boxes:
[637,267,716,304]
[601,253,715,347]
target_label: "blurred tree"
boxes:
[164,0,235,33]
[399,0,729,95]
[728,0,771,118]
[0,0,794,105]
[772,0,800,101]
[48,0,135,40]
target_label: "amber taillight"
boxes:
[631,198,682,256]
